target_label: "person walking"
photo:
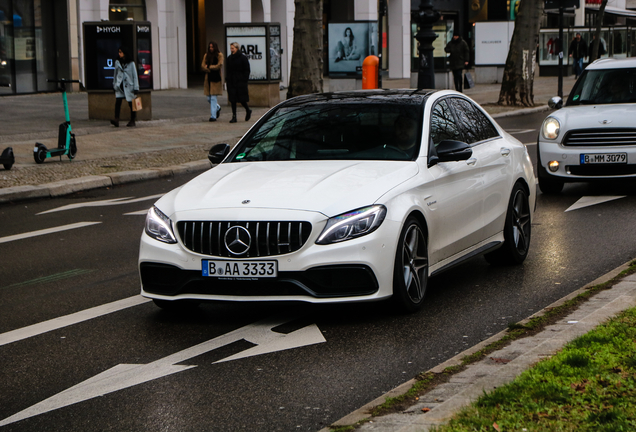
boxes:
[444,34,470,93]
[569,33,588,79]
[111,46,139,127]
[202,41,224,122]
[225,42,252,123]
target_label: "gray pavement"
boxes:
[2,73,630,432]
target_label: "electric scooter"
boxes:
[34,79,82,164]
[1,147,14,170]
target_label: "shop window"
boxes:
[109,0,146,21]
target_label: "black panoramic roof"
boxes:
[279,89,439,108]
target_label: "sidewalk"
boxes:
[0,75,574,202]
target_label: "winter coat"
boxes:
[569,39,588,60]
[225,52,251,103]
[444,37,470,70]
[202,52,224,96]
[113,60,139,102]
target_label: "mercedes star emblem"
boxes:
[224,226,251,256]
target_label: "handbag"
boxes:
[464,72,475,89]
[209,69,222,83]
[132,96,143,112]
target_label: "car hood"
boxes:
[552,104,636,135]
[163,160,419,217]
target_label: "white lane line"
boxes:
[0,222,102,244]
[124,209,150,216]
[509,129,536,135]
[566,195,627,212]
[37,194,164,215]
[0,296,151,347]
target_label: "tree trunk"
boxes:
[287,0,323,98]
[590,0,608,62]
[497,0,544,106]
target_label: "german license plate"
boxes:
[580,153,627,164]
[202,260,278,279]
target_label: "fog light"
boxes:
[548,161,560,172]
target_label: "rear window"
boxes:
[567,68,636,106]
[229,103,423,162]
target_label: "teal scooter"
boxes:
[34,79,82,164]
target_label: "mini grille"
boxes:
[563,128,636,147]
[176,221,312,257]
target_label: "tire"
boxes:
[34,147,47,164]
[485,183,532,265]
[152,298,200,311]
[392,217,428,313]
[68,135,77,160]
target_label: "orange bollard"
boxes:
[362,55,379,89]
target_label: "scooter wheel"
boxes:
[34,147,47,164]
[68,135,77,160]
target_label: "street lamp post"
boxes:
[414,0,441,90]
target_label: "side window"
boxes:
[449,98,481,144]
[470,103,500,141]
[430,99,462,147]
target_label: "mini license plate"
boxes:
[202,260,278,279]
[580,153,627,164]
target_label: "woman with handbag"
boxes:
[225,42,252,123]
[202,41,224,122]
[111,46,139,127]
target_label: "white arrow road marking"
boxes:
[0,222,102,244]
[565,195,626,212]
[0,316,325,427]
[0,296,151,347]
[37,194,164,215]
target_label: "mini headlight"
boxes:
[145,206,177,244]
[316,205,387,245]
[542,117,560,140]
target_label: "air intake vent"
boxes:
[563,128,636,147]
[176,221,312,258]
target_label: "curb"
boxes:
[0,160,211,204]
[321,259,634,431]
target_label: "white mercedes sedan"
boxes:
[139,90,536,312]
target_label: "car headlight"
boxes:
[145,206,177,244]
[316,205,387,245]
[541,117,560,140]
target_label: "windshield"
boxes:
[228,103,423,162]
[567,68,636,106]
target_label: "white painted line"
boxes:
[124,209,150,216]
[0,296,151,347]
[566,195,627,212]
[38,194,164,215]
[509,129,536,135]
[0,222,102,244]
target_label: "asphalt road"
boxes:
[2,112,636,431]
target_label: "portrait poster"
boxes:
[328,22,376,76]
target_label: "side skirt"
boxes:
[430,241,502,277]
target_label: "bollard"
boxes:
[362,55,379,89]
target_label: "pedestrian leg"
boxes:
[241,102,252,121]
[230,102,237,123]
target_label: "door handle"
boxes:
[466,158,477,166]
[500,148,511,157]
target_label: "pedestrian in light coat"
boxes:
[111,46,139,127]
[225,42,252,123]
[202,41,224,122]
[444,34,470,93]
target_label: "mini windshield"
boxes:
[229,103,423,162]
[567,68,636,105]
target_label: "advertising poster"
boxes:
[328,22,377,76]
[226,27,267,80]
[96,39,121,89]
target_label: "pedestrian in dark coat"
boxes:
[569,33,588,79]
[111,46,139,127]
[225,42,252,123]
[444,34,470,92]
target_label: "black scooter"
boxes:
[34,79,82,164]
[1,147,14,170]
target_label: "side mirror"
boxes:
[208,143,230,165]
[435,140,472,163]
[548,96,563,110]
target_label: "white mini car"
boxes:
[139,90,536,312]
[538,58,636,193]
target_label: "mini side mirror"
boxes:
[435,140,472,163]
[208,143,230,165]
[548,96,563,110]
